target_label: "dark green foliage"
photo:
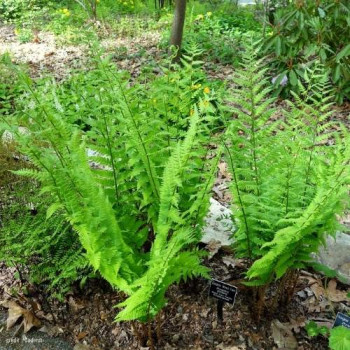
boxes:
[175,10,262,65]
[0,0,40,21]
[0,200,90,300]
[0,140,89,300]
[216,7,262,32]
[265,0,350,103]
[0,56,23,117]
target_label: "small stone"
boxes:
[297,291,306,299]
[172,334,180,342]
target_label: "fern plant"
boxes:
[3,52,219,344]
[0,201,90,300]
[0,136,90,300]
[224,41,350,317]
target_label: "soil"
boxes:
[1,253,349,350]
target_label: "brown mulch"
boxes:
[1,248,349,350]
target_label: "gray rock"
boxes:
[201,198,234,247]
[0,311,73,350]
[314,232,350,285]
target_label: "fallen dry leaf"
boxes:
[1,300,41,333]
[271,319,298,349]
[68,296,85,313]
[308,279,325,300]
[218,162,231,180]
[288,316,306,334]
[222,257,237,268]
[76,331,89,340]
[326,279,349,302]
[74,344,91,350]
[307,297,332,313]
[216,345,245,350]
[23,310,41,333]
[3,300,25,329]
[206,240,222,259]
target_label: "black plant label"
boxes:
[209,279,237,305]
[333,312,350,329]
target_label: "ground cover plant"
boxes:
[0,1,349,349]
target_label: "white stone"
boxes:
[201,198,234,247]
[1,127,29,145]
[1,130,15,144]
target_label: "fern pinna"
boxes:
[7,56,219,327]
[224,42,350,313]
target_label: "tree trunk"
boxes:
[170,0,186,61]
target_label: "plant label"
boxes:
[333,312,350,329]
[209,279,237,305]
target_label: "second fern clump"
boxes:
[224,42,350,317]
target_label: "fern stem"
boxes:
[249,68,261,197]
[284,145,300,215]
[97,91,120,203]
[224,142,253,259]
[194,145,222,225]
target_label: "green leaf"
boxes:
[305,321,320,337]
[46,202,63,219]
[289,70,298,86]
[336,44,350,62]
[276,36,282,57]
[318,7,326,19]
[333,65,341,83]
[329,326,350,350]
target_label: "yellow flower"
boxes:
[62,8,71,16]
[201,100,209,108]
[190,109,194,116]
[203,87,210,94]
[206,12,212,17]
[196,14,204,20]
[191,83,202,90]
[14,28,20,35]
